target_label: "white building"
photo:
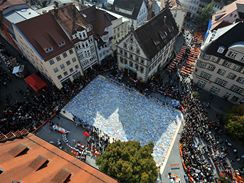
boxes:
[106,0,148,28]
[160,0,186,33]
[49,5,98,71]
[117,9,178,82]
[14,13,83,89]
[100,9,130,50]
[80,6,113,63]
[193,22,244,104]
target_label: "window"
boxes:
[207,64,215,71]
[72,57,76,63]
[129,61,133,67]
[130,54,133,59]
[60,64,65,69]
[135,64,138,70]
[217,69,226,76]
[64,71,68,76]
[202,53,210,60]
[53,67,59,73]
[140,66,144,73]
[236,77,244,84]
[230,85,243,95]
[226,72,236,80]
[120,57,123,64]
[49,59,55,65]
[66,61,71,66]
[227,51,237,59]
[232,64,242,72]
[222,61,232,68]
[56,56,61,61]
[70,68,74,73]
[63,52,67,58]
[215,78,227,87]
[141,59,144,65]
[135,56,139,62]
[69,49,73,55]
[197,80,206,88]
[124,59,127,64]
[231,96,239,102]
[200,71,211,80]
[124,43,127,49]
[57,75,62,79]
[240,56,244,63]
[136,48,140,54]
[197,60,207,68]
[75,65,79,69]
[210,86,220,94]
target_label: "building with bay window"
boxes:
[14,13,83,89]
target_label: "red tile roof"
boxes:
[16,12,74,61]
[0,133,118,183]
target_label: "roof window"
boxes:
[45,47,54,53]
[58,41,66,47]
[9,144,29,157]
[29,155,49,171]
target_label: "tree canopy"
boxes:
[96,141,158,183]
[225,104,244,140]
[197,2,214,30]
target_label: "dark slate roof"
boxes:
[133,8,178,59]
[112,0,144,19]
[203,22,244,66]
[80,6,112,36]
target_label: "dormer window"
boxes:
[45,47,53,53]
[217,46,225,54]
[58,41,65,47]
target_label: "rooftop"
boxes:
[111,0,144,19]
[16,12,74,61]
[211,0,244,30]
[0,133,118,183]
[50,4,88,35]
[133,8,178,59]
[4,8,39,24]
[202,21,244,66]
[80,6,112,36]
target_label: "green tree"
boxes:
[225,104,244,140]
[197,2,214,30]
[96,141,158,183]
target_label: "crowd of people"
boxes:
[0,76,88,134]
[180,96,244,182]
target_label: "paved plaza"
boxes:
[63,75,184,167]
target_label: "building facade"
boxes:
[80,6,113,63]
[101,9,130,50]
[14,13,83,89]
[50,5,98,71]
[193,22,244,104]
[117,9,178,82]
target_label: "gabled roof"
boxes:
[211,0,244,30]
[50,4,88,35]
[0,133,118,182]
[16,12,74,61]
[112,0,144,19]
[202,22,244,66]
[133,8,178,59]
[80,6,112,36]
